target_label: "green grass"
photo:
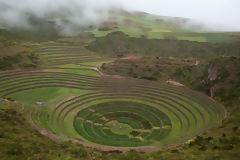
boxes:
[177,36,207,42]
[1,101,238,159]
[91,29,113,37]
[65,95,207,145]
[0,105,5,110]
[74,119,147,147]
[118,26,143,38]
[86,13,240,43]
[56,64,92,68]
[8,87,92,107]
[87,102,165,127]
[128,15,172,30]
[57,95,181,145]
[79,60,113,67]
[64,69,100,76]
[148,32,164,39]
[117,118,143,129]
[203,33,236,43]
[107,120,133,135]
[68,90,223,145]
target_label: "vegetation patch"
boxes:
[87,32,240,59]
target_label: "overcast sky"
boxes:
[0,0,239,31]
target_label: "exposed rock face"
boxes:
[166,79,184,87]
[194,60,200,66]
[207,65,219,97]
[0,98,10,103]
[208,65,218,81]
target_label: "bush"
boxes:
[130,131,140,136]
[140,76,157,81]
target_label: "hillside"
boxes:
[87,31,240,59]
[0,11,240,43]
[101,56,240,106]
[86,11,240,43]
[173,57,240,105]
[0,43,39,70]
[0,9,240,160]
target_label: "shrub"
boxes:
[130,131,140,136]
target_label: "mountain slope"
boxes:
[0,11,239,43]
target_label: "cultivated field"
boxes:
[0,42,226,151]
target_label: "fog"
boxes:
[0,0,122,33]
[0,0,239,32]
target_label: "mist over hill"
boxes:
[1,0,240,33]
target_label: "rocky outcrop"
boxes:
[208,65,218,81]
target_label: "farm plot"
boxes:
[36,42,105,66]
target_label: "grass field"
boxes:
[84,13,239,43]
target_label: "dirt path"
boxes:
[92,67,104,76]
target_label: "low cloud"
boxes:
[0,0,122,34]
[0,0,239,32]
